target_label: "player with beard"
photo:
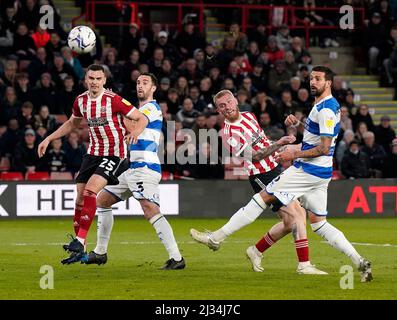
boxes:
[81,73,185,270]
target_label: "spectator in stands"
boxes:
[50,54,78,89]
[0,60,17,87]
[31,72,58,113]
[17,0,40,32]
[287,76,302,101]
[122,49,140,82]
[33,105,57,133]
[147,22,162,48]
[158,58,178,85]
[166,88,180,115]
[31,25,50,49]
[137,37,151,63]
[58,76,79,117]
[344,89,357,114]
[384,138,397,178]
[61,46,84,81]
[191,113,207,138]
[193,48,205,73]
[45,31,65,61]
[341,140,371,179]
[355,121,369,145]
[246,41,260,67]
[340,106,353,132]
[284,51,299,76]
[1,86,21,125]
[147,47,164,76]
[188,86,207,112]
[62,130,86,175]
[265,35,285,65]
[353,104,375,132]
[275,24,292,52]
[175,22,206,59]
[156,77,171,102]
[174,76,189,103]
[103,48,123,85]
[336,129,355,168]
[199,77,214,107]
[216,34,238,74]
[267,59,292,97]
[226,60,244,89]
[374,115,396,154]
[2,6,18,34]
[156,30,182,67]
[291,37,310,63]
[17,101,35,129]
[332,76,348,105]
[236,89,252,112]
[14,72,33,103]
[46,138,67,172]
[12,128,46,174]
[176,97,199,129]
[13,22,36,59]
[363,12,388,74]
[120,22,141,60]
[0,118,23,157]
[229,23,248,54]
[296,88,312,115]
[206,112,219,131]
[258,112,285,141]
[248,23,267,51]
[249,62,266,92]
[180,58,204,87]
[298,65,311,91]
[27,47,49,85]
[234,54,253,77]
[36,125,47,143]
[361,131,387,177]
[252,91,279,125]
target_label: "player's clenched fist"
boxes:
[37,138,50,158]
[285,114,299,127]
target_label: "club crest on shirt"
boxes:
[325,118,334,128]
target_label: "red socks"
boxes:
[295,239,309,262]
[73,204,83,235]
[77,189,97,242]
[255,232,276,253]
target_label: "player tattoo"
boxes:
[251,143,282,162]
[291,223,298,241]
[297,144,330,158]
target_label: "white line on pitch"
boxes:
[321,241,397,248]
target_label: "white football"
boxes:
[67,25,96,54]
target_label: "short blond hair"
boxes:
[213,89,234,106]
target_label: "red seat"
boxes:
[0,172,24,181]
[332,170,344,180]
[25,171,50,181]
[50,172,73,180]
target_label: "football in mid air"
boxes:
[67,25,96,54]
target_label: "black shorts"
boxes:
[75,155,129,185]
[248,165,282,193]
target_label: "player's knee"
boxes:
[140,200,159,219]
[97,190,117,208]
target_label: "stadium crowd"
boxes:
[0,0,396,180]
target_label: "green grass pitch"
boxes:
[0,217,396,300]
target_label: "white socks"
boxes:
[94,207,114,255]
[150,213,182,261]
[311,220,362,267]
[213,193,267,242]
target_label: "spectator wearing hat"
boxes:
[363,12,388,74]
[156,77,171,102]
[276,24,292,52]
[137,37,151,63]
[156,30,182,66]
[120,22,141,60]
[341,140,371,179]
[384,138,397,177]
[374,115,396,154]
[12,128,46,174]
[265,35,285,65]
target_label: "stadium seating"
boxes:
[50,172,74,180]
[0,157,11,171]
[25,172,50,181]
[0,172,24,181]
[55,114,68,124]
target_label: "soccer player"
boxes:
[37,64,147,264]
[190,89,327,274]
[81,73,185,270]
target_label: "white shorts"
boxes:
[265,165,330,216]
[104,167,161,205]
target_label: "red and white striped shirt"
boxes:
[72,89,136,157]
[222,111,278,175]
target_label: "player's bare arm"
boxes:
[250,135,296,162]
[276,136,332,162]
[124,109,149,144]
[37,115,83,157]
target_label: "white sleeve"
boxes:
[139,103,162,122]
[318,108,337,137]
